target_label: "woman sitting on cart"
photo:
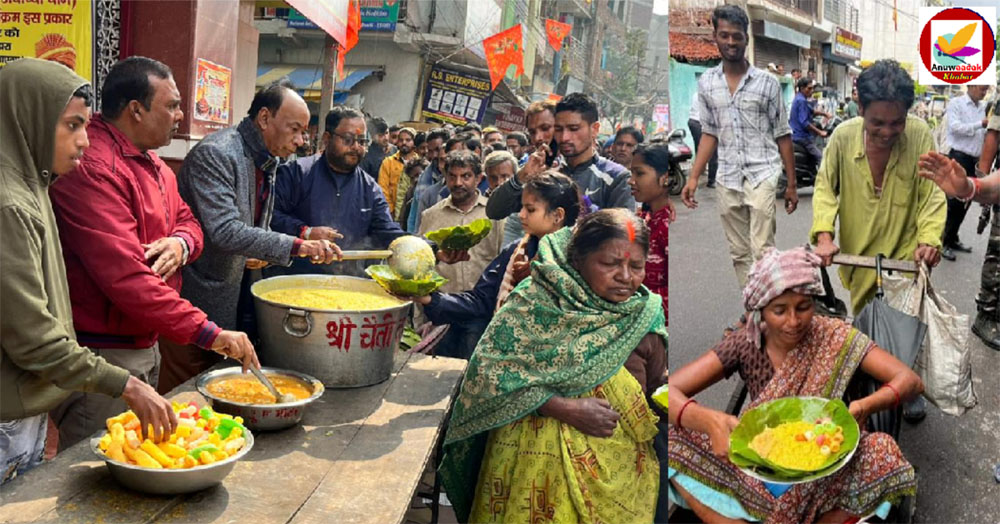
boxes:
[668,247,922,524]
[440,209,667,523]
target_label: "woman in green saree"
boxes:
[440,209,668,523]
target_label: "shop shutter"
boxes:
[753,36,800,72]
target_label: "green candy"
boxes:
[188,444,220,460]
[214,417,246,439]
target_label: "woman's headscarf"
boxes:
[742,246,825,349]
[439,226,666,521]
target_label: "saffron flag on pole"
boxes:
[345,0,361,53]
[482,24,524,90]
[337,46,346,81]
[545,19,572,51]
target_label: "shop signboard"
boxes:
[359,0,397,32]
[492,102,526,132]
[832,28,862,61]
[421,65,493,125]
[286,0,347,44]
[0,0,93,80]
[289,2,397,33]
[287,9,318,29]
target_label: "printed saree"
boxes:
[439,227,667,522]
[668,316,917,523]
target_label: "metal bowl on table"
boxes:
[196,367,325,431]
[89,428,254,495]
[251,275,413,388]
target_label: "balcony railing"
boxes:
[555,0,592,20]
[564,35,588,77]
[824,0,858,32]
[767,0,820,19]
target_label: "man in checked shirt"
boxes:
[680,4,797,290]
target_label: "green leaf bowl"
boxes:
[728,396,860,484]
[365,265,448,297]
[425,218,493,251]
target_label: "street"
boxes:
[669,182,1000,522]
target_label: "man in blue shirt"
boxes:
[790,78,826,170]
[271,106,406,276]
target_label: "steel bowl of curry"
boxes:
[196,367,325,431]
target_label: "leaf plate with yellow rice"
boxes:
[365,264,448,296]
[728,396,860,484]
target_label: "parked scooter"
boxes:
[666,128,692,196]
[777,114,843,197]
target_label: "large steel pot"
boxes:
[251,275,412,388]
[196,367,324,431]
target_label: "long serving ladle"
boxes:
[249,366,297,404]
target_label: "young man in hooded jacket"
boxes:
[0,58,176,482]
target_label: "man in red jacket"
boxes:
[48,57,259,451]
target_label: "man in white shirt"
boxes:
[681,4,797,289]
[941,85,990,261]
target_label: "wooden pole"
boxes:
[319,35,338,115]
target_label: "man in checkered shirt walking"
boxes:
[681,4,798,289]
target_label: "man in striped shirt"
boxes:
[680,4,797,289]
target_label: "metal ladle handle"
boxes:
[337,250,393,261]
[249,366,282,401]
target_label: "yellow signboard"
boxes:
[0,0,93,80]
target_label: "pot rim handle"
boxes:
[283,308,313,338]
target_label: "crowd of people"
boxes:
[0,47,670,521]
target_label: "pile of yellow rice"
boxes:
[748,420,830,471]
[260,288,400,310]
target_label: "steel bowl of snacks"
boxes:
[196,366,325,431]
[90,402,254,495]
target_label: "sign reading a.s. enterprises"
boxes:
[421,66,493,125]
[833,28,862,61]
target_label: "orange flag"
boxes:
[337,45,346,81]
[483,24,524,90]
[545,19,572,51]
[345,0,361,53]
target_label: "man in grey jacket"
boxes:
[158,80,342,393]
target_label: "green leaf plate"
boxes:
[728,396,860,484]
[365,265,448,297]
[652,384,668,411]
[425,218,493,251]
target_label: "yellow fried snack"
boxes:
[140,440,173,468]
[133,449,162,469]
[98,403,248,469]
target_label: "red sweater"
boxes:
[49,116,220,349]
[640,206,668,326]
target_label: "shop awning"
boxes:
[256,65,379,101]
